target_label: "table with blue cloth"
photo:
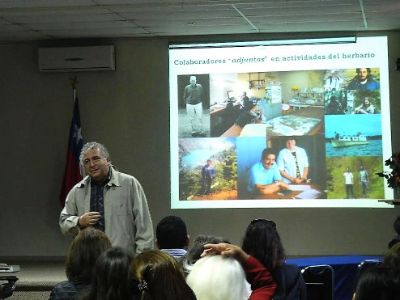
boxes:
[286,255,382,300]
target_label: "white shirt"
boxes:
[277,146,309,183]
[343,171,354,184]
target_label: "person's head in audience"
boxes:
[383,242,400,277]
[132,249,196,300]
[186,254,250,300]
[242,218,285,271]
[394,216,400,235]
[66,227,112,284]
[185,234,229,266]
[388,237,400,249]
[388,216,400,248]
[84,247,139,300]
[156,215,189,250]
[352,265,398,300]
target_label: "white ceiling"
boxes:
[0,0,399,42]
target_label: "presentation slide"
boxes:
[169,36,393,209]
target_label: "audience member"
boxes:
[383,242,400,280]
[183,234,229,275]
[352,265,398,300]
[49,228,112,300]
[186,242,276,300]
[184,234,229,266]
[242,218,306,300]
[83,247,139,300]
[388,216,400,248]
[248,148,289,195]
[277,137,309,184]
[156,215,189,263]
[132,249,196,300]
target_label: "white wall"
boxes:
[0,33,399,258]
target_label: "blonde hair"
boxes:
[132,250,196,300]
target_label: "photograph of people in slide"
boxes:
[235,135,326,200]
[350,90,381,114]
[345,68,380,91]
[208,70,325,138]
[326,156,384,199]
[174,66,387,202]
[177,74,211,138]
[178,137,237,200]
[269,135,326,190]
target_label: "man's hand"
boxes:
[78,212,101,228]
[202,243,249,263]
[277,181,289,189]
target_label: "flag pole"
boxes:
[59,76,84,206]
[70,76,78,102]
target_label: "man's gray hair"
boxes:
[79,142,111,166]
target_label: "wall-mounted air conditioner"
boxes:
[38,45,115,72]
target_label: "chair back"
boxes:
[353,259,381,292]
[0,275,18,299]
[357,259,381,276]
[301,264,334,300]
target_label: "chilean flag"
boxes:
[59,95,84,206]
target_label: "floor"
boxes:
[1,260,66,291]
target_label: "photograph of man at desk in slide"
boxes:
[236,135,326,200]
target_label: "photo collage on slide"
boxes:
[177,68,384,201]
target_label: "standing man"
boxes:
[201,159,216,195]
[248,148,288,195]
[183,75,204,137]
[343,167,354,199]
[347,68,380,91]
[359,165,369,197]
[277,137,309,184]
[59,142,154,254]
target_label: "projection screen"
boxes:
[169,36,393,209]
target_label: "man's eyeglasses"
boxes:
[250,218,277,229]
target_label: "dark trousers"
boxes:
[202,178,212,194]
[345,184,354,198]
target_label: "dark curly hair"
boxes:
[242,219,285,271]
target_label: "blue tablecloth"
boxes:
[286,255,382,300]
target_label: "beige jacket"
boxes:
[59,167,154,254]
